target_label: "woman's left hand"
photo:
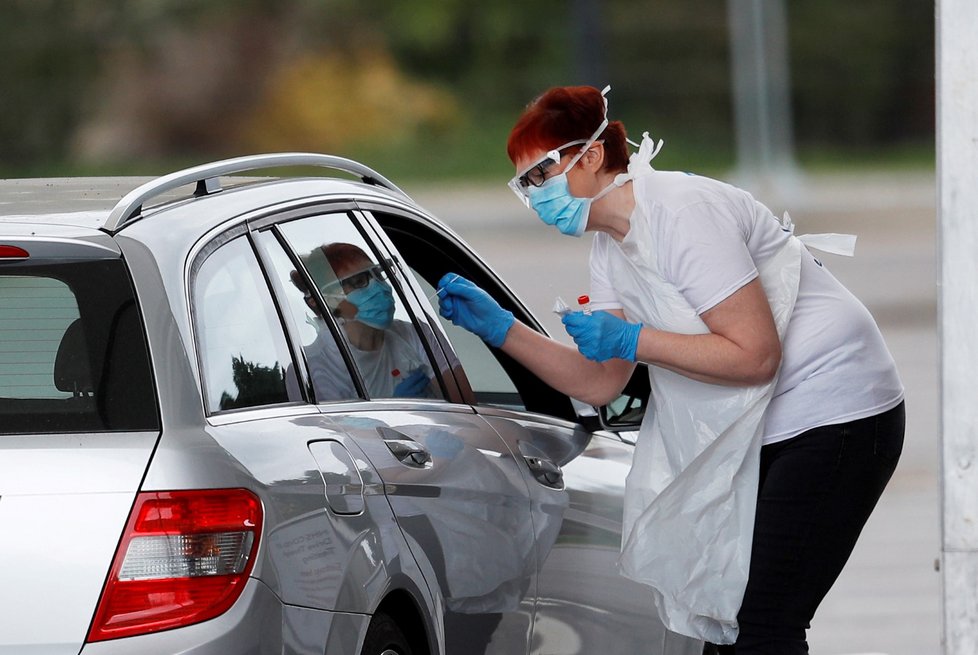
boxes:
[562,310,642,362]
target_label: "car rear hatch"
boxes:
[0,225,161,654]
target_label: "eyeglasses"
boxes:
[516,148,572,189]
[321,264,386,296]
[507,140,588,207]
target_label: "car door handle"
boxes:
[386,439,432,467]
[380,431,433,468]
[523,456,564,489]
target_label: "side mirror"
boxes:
[599,363,651,432]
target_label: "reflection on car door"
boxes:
[482,414,702,655]
[325,409,537,654]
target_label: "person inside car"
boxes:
[294,242,436,400]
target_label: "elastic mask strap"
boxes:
[563,85,612,174]
[592,181,620,203]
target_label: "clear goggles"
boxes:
[507,85,611,208]
[507,140,588,206]
[319,264,386,297]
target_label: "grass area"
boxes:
[341,128,934,184]
[0,156,213,180]
[0,122,934,185]
[795,141,935,172]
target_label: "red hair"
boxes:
[507,85,629,173]
[322,242,371,275]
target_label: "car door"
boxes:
[186,225,409,637]
[361,202,703,655]
[255,207,539,655]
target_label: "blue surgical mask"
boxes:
[527,133,665,238]
[528,173,591,237]
[345,279,395,329]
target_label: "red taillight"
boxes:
[0,245,29,259]
[86,489,263,642]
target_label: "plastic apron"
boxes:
[615,230,799,645]
[603,138,854,644]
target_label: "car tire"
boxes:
[361,611,414,655]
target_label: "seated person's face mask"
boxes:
[346,279,395,330]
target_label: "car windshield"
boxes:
[0,258,159,434]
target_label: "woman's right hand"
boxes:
[393,367,431,397]
[437,273,515,348]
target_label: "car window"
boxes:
[254,229,360,403]
[1,275,81,400]
[193,235,302,413]
[368,209,577,421]
[0,260,159,433]
[276,213,444,402]
[408,272,522,409]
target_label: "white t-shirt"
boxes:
[589,170,904,445]
[306,319,434,401]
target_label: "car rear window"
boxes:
[0,258,159,434]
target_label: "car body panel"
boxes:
[173,410,403,614]
[0,432,158,654]
[477,411,702,655]
[0,222,120,259]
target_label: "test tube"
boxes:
[577,294,592,315]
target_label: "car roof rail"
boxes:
[103,152,410,232]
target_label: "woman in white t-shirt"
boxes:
[437,85,904,654]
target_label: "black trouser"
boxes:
[712,401,905,654]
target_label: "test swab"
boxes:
[428,274,460,302]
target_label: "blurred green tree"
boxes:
[790,0,934,148]
[0,0,105,166]
[0,0,934,174]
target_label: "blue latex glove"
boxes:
[437,273,515,348]
[393,367,430,397]
[562,310,642,362]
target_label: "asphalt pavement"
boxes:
[408,168,941,655]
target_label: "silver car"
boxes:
[0,154,701,655]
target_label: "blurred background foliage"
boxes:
[0,0,933,181]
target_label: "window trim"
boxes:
[189,229,303,416]
[251,224,368,403]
